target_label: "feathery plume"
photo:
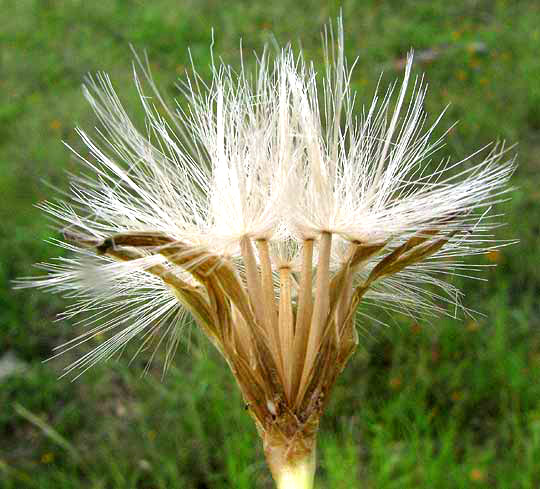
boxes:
[19,16,514,489]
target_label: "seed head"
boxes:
[19,16,515,483]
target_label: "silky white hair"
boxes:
[18,17,515,376]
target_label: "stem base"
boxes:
[264,435,316,489]
[274,451,316,489]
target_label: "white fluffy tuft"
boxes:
[20,17,515,373]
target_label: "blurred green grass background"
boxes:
[1,0,540,487]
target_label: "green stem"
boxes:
[274,450,316,489]
[265,439,317,489]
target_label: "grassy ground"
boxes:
[1,0,540,487]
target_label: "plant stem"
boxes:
[265,435,317,489]
[273,450,316,489]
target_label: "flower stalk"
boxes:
[269,445,316,489]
